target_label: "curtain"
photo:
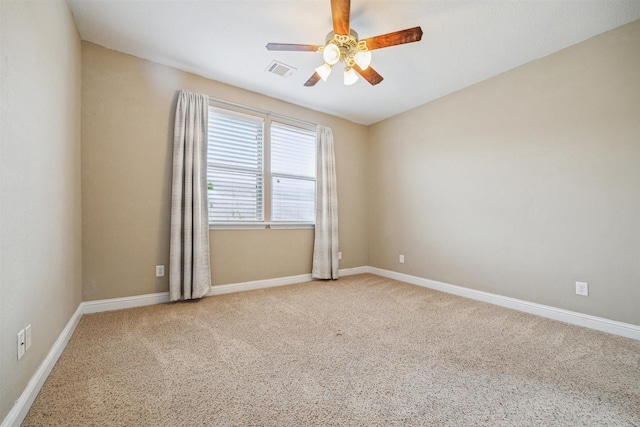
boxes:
[169,90,211,301]
[312,126,339,280]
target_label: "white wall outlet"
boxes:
[338,252,342,260]
[576,281,589,296]
[25,324,32,350]
[17,329,25,360]
[156,265,165,277]
[399,254,405,264]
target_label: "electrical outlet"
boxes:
[17,329,25,360]
[25,324,32,350]
[338,252,342,260]
[156,265,165,277]
[576,281,589,296]
[399,254,405,264]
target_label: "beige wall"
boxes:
[0,0,82,421]
[368,20,640,325]
[81,42,369,300]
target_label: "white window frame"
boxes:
[207,100,317,230]
[270,121,317,227]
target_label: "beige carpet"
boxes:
[23,274,640,426]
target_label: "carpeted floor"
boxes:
[23,274,640,426]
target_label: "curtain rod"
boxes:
[208,96,318,128]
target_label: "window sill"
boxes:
[269,222,315,230]
[209,222,315,230]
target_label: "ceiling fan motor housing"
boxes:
[323,30,368,66]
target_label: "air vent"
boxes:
[266,60,296,78]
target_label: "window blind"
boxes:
[207,108,264,222]
[271,122,317,222]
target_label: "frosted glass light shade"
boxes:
[354,50,372,70]
[323,43,341,65]
[316,63,332,82]
[344,67,358,85]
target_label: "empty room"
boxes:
[1,0,639,425]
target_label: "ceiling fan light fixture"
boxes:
[316,63,332,82]
[344,67,358,85]
[322,43,341,65]
[266,1,422,87]
[354,50,372,70]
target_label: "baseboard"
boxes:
[80,267,368,313]
[368,267,640,341]
[339,266,369,276]
[208,273,313,296]
[1,304,84,427]
[81,292,170,314]
[207,266,368,296]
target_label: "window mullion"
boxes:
[264,117,272,223]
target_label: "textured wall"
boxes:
[0,0,82,421]
[81,42,369,300]
[368,20,640,325]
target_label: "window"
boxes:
[207,102,316,228]
[207,108,264,222]
[271,122,316,223]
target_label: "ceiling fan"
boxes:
[266,0,423,87]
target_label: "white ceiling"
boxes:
[68,0,640,125]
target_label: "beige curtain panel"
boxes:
[169,90,211,301]
[312,125,339,280]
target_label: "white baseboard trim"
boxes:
[368,267,640,341]
[208,273,312,296]
[339,266,369,276]
[81,292,170,314]
[1,304,84,427]
[79,266,370,315]
[207,266,369,296]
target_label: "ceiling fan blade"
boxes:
[331,0,350,35]
[266,43,322,52]
[362,26,423,50]
[304,72,322,87]
[353,64,384,86]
